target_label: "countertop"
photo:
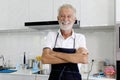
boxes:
[0,69,116,80]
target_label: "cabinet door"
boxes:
[0,74,35,80]
[0,0,27,30]
[80,0,114,27]
[53,0,81,20]
[7,0,28,28]
[0,0,9,26]
[27,0,53,22]
[116,0,120,23]
[36,75,49,80]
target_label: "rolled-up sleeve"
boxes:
[76,34,87,50]
[43,32,56,50]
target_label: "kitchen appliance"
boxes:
[25,20,80,30]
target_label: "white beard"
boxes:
[59,21,74,31]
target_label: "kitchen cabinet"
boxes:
[80,0,114,27]
[116,0,120,23]
[0,0,9,26]
[27,0,53,22]
[0,74,35,80]
[0,73,116,80]
[53,0,81,20]
[0,0,115,30]
[0,0,27,30]
[7,0,27,28]
[27,0,80,21]
[36,75,49,80]
[0,73,49,80]
[27,0,114,28]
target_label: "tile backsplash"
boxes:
[0,28,115,74]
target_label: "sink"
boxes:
[0,69,17,73]
[0,66,17,73]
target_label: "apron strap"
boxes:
[73,34,76,48]
[54,32,76,48]
[73,38,75,48]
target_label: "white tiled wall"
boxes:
[0,28,114,74]
[0,31,47,67]
[75,29,114,74]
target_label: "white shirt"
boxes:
[43,29,87,72]
[44,29,87,49]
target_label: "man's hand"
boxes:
[76,47,88,55]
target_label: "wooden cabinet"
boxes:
[80,0,114,27]
[116,0,120,23]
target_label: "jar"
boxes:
[104,66,116,78]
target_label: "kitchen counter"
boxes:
[0,69,116,80]
[0,69,49,80]
[82,74,116,80]
[10,69,49,76]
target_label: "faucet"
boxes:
[0,55,5,67]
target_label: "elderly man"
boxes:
[41,4,88,80]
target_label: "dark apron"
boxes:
[48,33,81,80]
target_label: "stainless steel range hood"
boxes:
[25,20,80,30]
